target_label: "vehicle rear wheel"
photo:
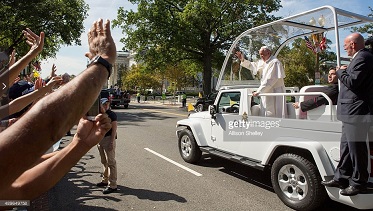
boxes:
[195,104,203,112]
[271,153,327,211]
[178,129,201,163]
[124,105,128,109]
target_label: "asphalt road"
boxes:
[45,102,359,211]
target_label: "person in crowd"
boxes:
[182,92,187,108]
[96,97,118,194]
[137,92,141,103]
[235,46,286,117]
[0,18,117,200]
[293,67,338,112]
[321,33,373,196]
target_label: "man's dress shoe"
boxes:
[321,180,348,189]
[340,185,367,196]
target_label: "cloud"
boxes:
[42,53,87,78]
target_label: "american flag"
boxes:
[319,36,327,51]
[304,36,316,53]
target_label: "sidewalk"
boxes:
[131,97,197,109]
[134,97,198,107]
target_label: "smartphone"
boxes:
[87,95,100,121]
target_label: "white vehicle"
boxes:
[176,6,373,210]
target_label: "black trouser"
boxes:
[334,122,370,187]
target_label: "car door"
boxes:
[211,91,242,154]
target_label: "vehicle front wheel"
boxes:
[195,104,204,112]
[178,129,201,163]
[271,153,327,211]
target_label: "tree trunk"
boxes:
[202,55,213,96]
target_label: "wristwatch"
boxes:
[87,55,112,79]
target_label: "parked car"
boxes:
[193,92,218,112]
[101,89,130,108]
[175,91,186,96]
[100,89,111,103]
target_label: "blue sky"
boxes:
[40,0,373,78]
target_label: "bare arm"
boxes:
[0,114,112,199]
[0,19,116,189]
[0,77,62,120]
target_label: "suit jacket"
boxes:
[336,48,373,123]
[300,83,338,112]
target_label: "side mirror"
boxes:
[209,105,217,119]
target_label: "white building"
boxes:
[107,50,137,88]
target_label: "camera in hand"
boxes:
[87,95,100,121]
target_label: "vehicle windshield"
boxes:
[216,5,373,90]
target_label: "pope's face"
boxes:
[259,49,271,61]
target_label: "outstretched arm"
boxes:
[0,76,62,120]
[0,114,112,199]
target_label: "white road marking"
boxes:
[144,148,202,177]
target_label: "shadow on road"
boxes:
[194,154,361,211]
[118,186,187,202]
[48,150,186,210]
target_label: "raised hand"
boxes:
[45,76,62,92]
[22,28,45,55]
[50,64,57,78]
[85,19,116,64]
[34,77,44,90]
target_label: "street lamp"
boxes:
[318,15,326,27]
[309,17,316,26]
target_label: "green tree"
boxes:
[278,37,336,88]
[163,60,201,91]
[122,64,162,92]
[353,6,373,35]
[113,0,281,95]
[0,0,88,59]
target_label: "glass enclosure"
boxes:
[216,5,373,90]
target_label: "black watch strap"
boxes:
[87,55,112,79]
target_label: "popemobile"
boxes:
[176,5,373,210]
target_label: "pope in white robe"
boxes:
[237,46,286,117]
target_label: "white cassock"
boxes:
[241,56,286,117]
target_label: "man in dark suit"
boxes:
[293,67,338,112]
[322,33,373,196]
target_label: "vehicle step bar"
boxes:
[200,147,265,171]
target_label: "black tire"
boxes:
[124,105,129,109]
[195,104,204,112]
[178,129,202,163]
[271,153,327,211]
